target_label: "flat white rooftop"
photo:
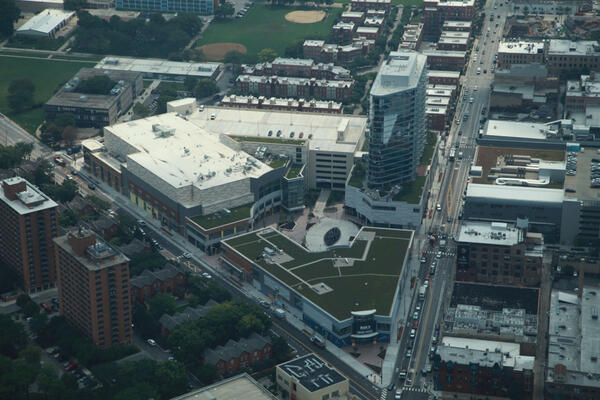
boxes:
[104,113,272,192]
[184,105,366,154]
[458,220,522,246]
[17,9,73,35]
[484,120,553,141]
[95,57,220,78]
[441,337,534,371]
[498,40,544,54]
[548,39,600,56]
[0,177,58,215]
[466,183,565,204]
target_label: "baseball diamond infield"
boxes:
[199,42,247,61]
[284,10,326,23]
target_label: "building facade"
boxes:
[546,40,600,76]
[367,51,427,187]
[456,221,544,286]
[497,41,545,69]
[54,229,132,348]
[129,264,186,303]
[204,333,272,375]
[116,0,216,14]
[0,177,58,293]
[236,75,353,102]
[422,0,475,40]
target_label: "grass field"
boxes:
[0,56,95,133]
[197,5,342,58]
[224,227,412,320]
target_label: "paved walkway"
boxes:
[312,189,330,218]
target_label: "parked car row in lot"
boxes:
[46,347,94,387]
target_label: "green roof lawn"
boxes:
[190,204,252,229]
[224,227,412,320]
[286,164,303,179]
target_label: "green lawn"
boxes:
[393,0,423,6]
[420,132,437,166]
[0,56,95,133]
[393,175,426,204]
[197,5,342,58]
[223,227,411,320]
[285,164,303,178]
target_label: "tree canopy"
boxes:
[73,12,203,58]
[0,0,20,38]
[0,142,33,169]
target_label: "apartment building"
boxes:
[236,75,353,102]
[456,221,543,286]
[422,49,466,71]
[54,229,132,348]
[241,58,351,81]
[442,20,472,32]
[400,23,423,50]
[129,263,186,303]
[332,22,356,45]
[341,11,365,25]
[496,41,545,69]
[0,177,58,293]
[220,95,343,114]
[302,39,373,66]
[565,72,600,110]
[204,333,272,375]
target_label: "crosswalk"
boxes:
[424,250,456,258]
[380,387,430,400]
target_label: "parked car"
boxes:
[147,339,157,346]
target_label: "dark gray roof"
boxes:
[159,299,218,331]
[119,238,147,256]
[67,196,93,212]
[204,333,271,365]
[92,215,117,231]
[130,263,183,289]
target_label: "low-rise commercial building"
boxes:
[95,56,220,81]
[565,72,600,110]
[422,49,466,71]
[0,177,58,293]
[545,288,600,399]
[456,221,543,287]
[54,229,132,348]
[444,282,539,354]
[433,337,534,399]
[16,9,74,37]
[221,95,343,114]
[45,68,143,128]
[546,39,600,76]
[236,75,353,102]
[276,354,350,400]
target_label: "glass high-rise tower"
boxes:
[367,51,427,188]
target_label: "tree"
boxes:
[62,125,77,147]
[184,76,198,92]
[0,142,33,169]
[223,51,244,65]
[19,346,41,365]
[193,78,218,99]
[23,300,40,318]
[7,78,35,112]
[236,313,265,337]
[0,314,27,357]
[284,40,304,58]
[29,312,48,337]
[133,102,152,118]
[148,293,177,320]
[258,48,277,63]
[0,0,20,38]
[64,0,86,10]
[113,383,159,400]
[271,335,291,363]
[43,180,78,203]
[59,209,79,227]
[16,294,31,308]
[154,361,188,398]
[215,2,235,19]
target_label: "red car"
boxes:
[413,320,419,329]
[65,363,77,371]
[40,302,52,313]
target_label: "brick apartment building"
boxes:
[236,75,353,102]
[54,229,132,348]
[332,22,356,45]
[241,58,351,81]
[0,177,58,293]
[434,337,534,399]
[423,49,467,71]
[497,41,545,69]
[130,264,186,303]
[204,333,272,375]
[422,0,475,40]
[428,70,460,86]
[341,11,365,25]
[302,39,373,66]
[221,95,343,114]
[546,39,600,76]
[456,221,543,287]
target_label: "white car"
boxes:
[202,272,212,279]
[147,339,157,346]
[182,252,192,259]
[436,251,442,259]
[436,204,442,211]
[410,329,416,338]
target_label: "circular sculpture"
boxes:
[324,227,342,246]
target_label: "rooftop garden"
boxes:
[420,132,437,166]
[190,203,252,230]
[285,164,303,179]
[392,175,426,204]
[268,158,288,169]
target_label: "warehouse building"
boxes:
[16,9,74,37]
